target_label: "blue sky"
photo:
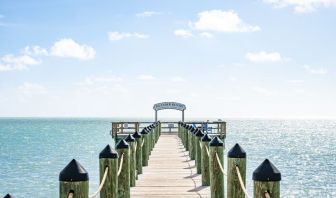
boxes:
[0,0,336,118]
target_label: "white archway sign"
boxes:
[153,102,186,121]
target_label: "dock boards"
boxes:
[131,134,210,198]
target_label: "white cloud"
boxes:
[174,29,193,38]
[108,32,149,41]
[263,0,336,13]
[137,74,156,80]
[199,32,214,38]
[245,51,284,63]
[304,65,328,74]
[136,11,161,17]
[22,45,48,56]
[0,54,40,72]
[191,10,260,33]
[18,82,47,95]
[171,76,186,82]
[50,39,95,60]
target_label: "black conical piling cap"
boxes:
[125,134,135,142]
[133,131,141,139]
[195,130,204,137]
[228,143,246,158]
[4,194,14,198]
[99,144,118,159]
[59,159,89,182]
[253,159,281,181]
[209,136,224,147]
[201,133,212,142]
[116,139,129,149]
[190,127,195,133]
[140,129,148,135]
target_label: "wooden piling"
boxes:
[209,137,224,198]
[133,131,142,175]
[125,134,136,187]
[140,129,149,166]
[195,129,204,174]
[59,159,89,198]
[227,143,246,198]
[253,159,281,198]
[116,139,130,198]
[158,121,161,136]
[190,127,196,160]
[99,145,119,198]
[184,124,189,151]
[201,133,212,186]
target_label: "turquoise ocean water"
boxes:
[0,118,335,197]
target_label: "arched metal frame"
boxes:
[153,102,186,122]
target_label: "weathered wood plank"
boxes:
[131,134,210,197]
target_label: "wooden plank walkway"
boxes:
[131,134,210,198]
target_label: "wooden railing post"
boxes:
[190,126,196,160]
[125,134,136,187]
[116,139,130,198]
[195,129,204,174]
[227,143,246,198]
[209,137,224,198]
[133,131,142,175]
[253,159,281,198]
[140,129,149,166]
[59,159,89,198]
[201,133,211,186]
[99,145,118,198]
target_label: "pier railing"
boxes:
[111,120,226,142]
[4,120,281,198]
[178,122,281,198]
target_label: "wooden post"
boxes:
[140,129,149,166]
[133,131,142,175]
[116,139,130,198]
[253,159,281,198]
[201,133,211,186]
[151,124,155,149]
[155,122,159,143]
[59,159,89,198]
[185,124,189,151]
[158,121,161,136]
[125,134,136,187]
[227,143,246,198]
[4,194,14,198]
[195,129,204,174]
[99,145,118,198]
[209,137,224,198]
[181,124,186,147]
[190,127,196,160]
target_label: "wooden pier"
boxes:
[1,102,282,198]
[131,133,210,198]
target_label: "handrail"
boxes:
[215,153,227,176]
[117,154,124,176]
[89,167,109,198]
[265,192,271,198]
[235,165,252,198]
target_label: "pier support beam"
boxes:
[99,145,118,198]
[227,143,246,198]
[209,137,224,198]
[253,159,281,198]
